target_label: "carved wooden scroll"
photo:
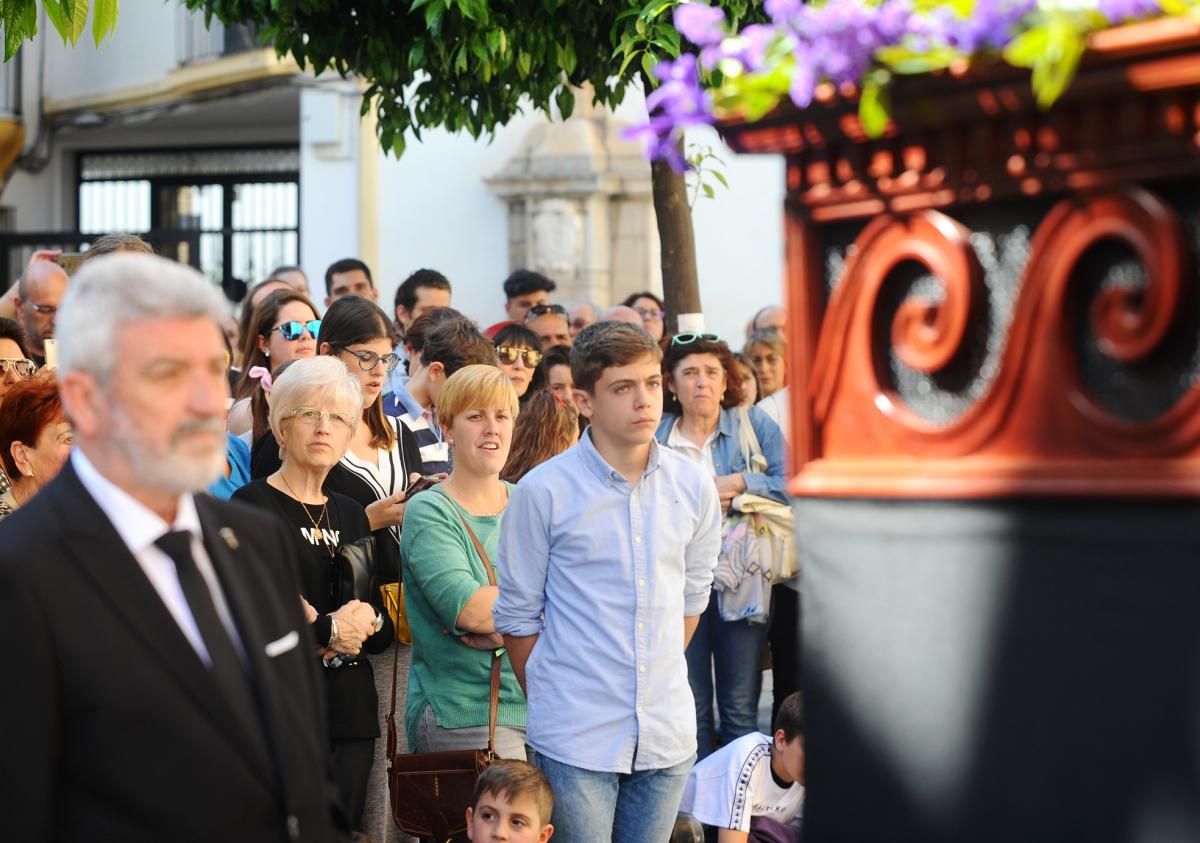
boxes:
[719,19,1200,497]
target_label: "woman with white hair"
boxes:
[232,355,393,834]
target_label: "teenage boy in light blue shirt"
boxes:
[494,321,722,843]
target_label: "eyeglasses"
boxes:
[333,345,401,372]
[634,307,665,321]
[0,358,36,377]
[273,320,321,341]
[29,303,58,316]
[670,332,721,347]
[282,406,353,429]
[524,304,567,321]
[495,345,543,367]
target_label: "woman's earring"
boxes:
[264,350,271,358]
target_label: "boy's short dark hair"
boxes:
[503,268,556,301]
[422,315,497,376]
[471,760,554,827]
[396,268,451,312]
[570,321,662,394]
[775,691,804,741]
[406,307,465,356]
[324,258,373,296]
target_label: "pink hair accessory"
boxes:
[248,366,273,394]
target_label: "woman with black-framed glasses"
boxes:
[315,295,428,843]
[492,323,545,402]
[229,288,321,440]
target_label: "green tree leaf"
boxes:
[62,0,90,44]
[43,0,70,43]
[92,0,117,46]
[556,84,574,119]
[4,0,37,61]
[859,72,892,138]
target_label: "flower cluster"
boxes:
[626,0,1175,171]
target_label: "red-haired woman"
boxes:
[0,375,73,519]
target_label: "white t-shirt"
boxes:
[665,417,717,476]
[757,388,790,449]
[679,732,804,832]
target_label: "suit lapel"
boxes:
[52,463,277,786]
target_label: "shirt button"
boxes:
[634,535,642,545]
[638,578,645,588]
[639,663,646,673]
[637,622,645,632]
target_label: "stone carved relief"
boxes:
[530,198,584,281]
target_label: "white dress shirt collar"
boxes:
[71,448,202,552]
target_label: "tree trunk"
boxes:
[651,154,701,334]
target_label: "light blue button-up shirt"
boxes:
[493,431,721,773]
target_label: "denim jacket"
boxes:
[656,404,789,506]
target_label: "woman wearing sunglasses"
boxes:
[492,323,544,403]
[655,332,788,760]
[229,289,321,439]
[0,317,35,406]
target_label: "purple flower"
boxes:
[623,54,716,172]
[1097,0,1161,23]
[674,3,727,47]
[928,0,1035,53]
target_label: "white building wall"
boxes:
[40,2,183,101]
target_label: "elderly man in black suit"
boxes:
[0,254,369,842]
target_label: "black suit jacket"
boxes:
[0,460,347,842]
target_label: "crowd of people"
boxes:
[0,237,803,843]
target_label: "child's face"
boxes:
[774,733,806,786]
[466,790,553,843]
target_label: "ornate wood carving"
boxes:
[719,19,1200,497]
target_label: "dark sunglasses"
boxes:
[495,345,543,367]
[670,332,721,347]
[524,304,567,320]
[333,344,401,373]
[273,319,321,341]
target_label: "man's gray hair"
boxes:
[268,356,362,442]
[57,254,229,382]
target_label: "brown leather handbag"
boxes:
[385,509,501,840]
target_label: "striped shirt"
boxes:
[398,411,450,475]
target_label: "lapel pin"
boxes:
[219,527,239,551]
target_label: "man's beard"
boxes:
[111,408,226,495]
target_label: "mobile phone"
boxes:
[403,475,441,501]
[55,253,86,275]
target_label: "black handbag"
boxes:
[332,534,377,606]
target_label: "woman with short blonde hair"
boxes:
[400,364,528,759]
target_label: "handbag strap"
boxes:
[387,488,502,755]
[736,406,764,467]
[452,506,502,757]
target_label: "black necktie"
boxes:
[155,530,265,746]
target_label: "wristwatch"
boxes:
[373,612,384,634]
[328,616,339,647]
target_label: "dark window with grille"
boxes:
[77,147,299,297]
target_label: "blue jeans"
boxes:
[686,589,771,759]
[528,749,693,843]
